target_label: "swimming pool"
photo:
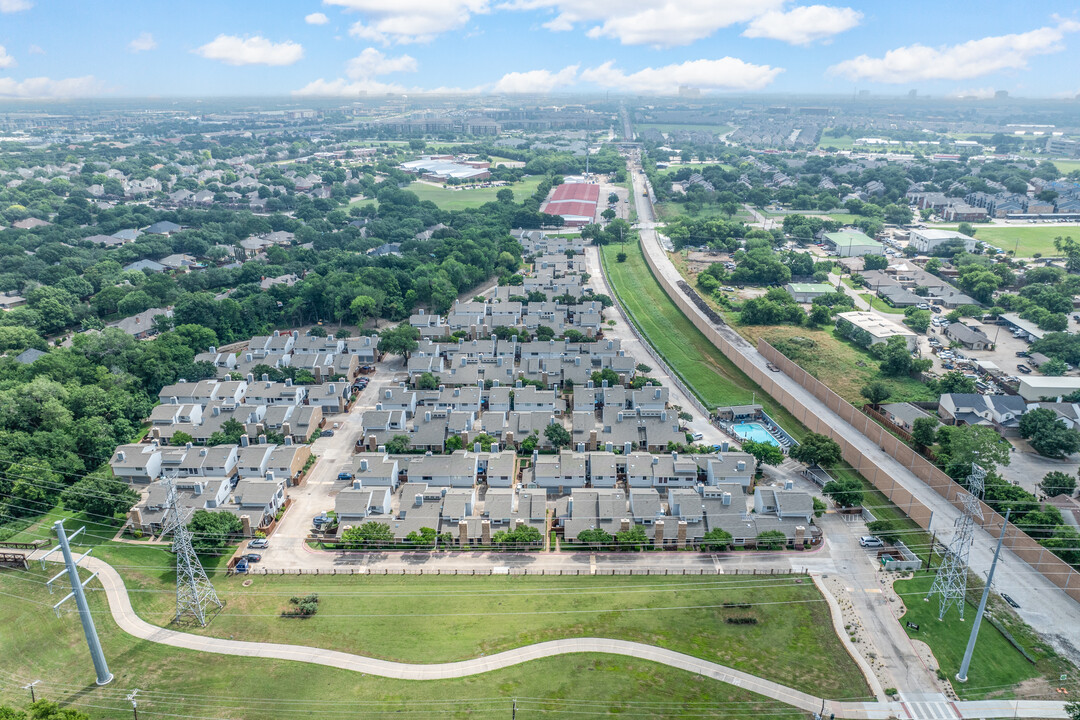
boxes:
[732,422,780,447]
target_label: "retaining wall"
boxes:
[634,238,1080,603]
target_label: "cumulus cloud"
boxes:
[305,12,330,24]
[829,20,1080,83]
[493,65,578,93]
[0,0,32,12]
[27,44,44,55]
[0,46,15,69]
[194,35,304,66]
[581,58,782,94]
[326,0,490,44]
[346,48,418,78]
[128,32,157,53]
[0,75,103,98]
[294,77,407,96]
[742,5,861,45]
[502,0,783,46]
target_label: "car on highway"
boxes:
[1001,593,1021,609]
[248,538,269,549]
[859,536,884,548]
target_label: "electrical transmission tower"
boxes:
[161,477,221,626]
[926,463,986,621]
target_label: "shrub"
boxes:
[725,617,759,624]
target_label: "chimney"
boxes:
[128,507,143,527]
[654,520,665,546]
[672,451,678,462]
[352,479,361,490]
[262,373,269,381]
[247,373,255,383]
[285,378,293,387]
[492,443,499,453]
[414,493,423,507]
[385,389,392,399]
[258,434,267,444]
[117,451,126,462]
[619,518,630,533]
[482,519,491,544]
[677,521,687,550]
[459,519,468,547]
[245,353,253,362]
[623,442,632,455]
[241,515,252,536]
[576,442,585,452]
[266,471,275,483]
[784,479,794,490]
[736,461,746,471]
[652,456,658,466]
[284,436,292,446]
[240,435,249,447]
[185,441,193,449]
[209,346,217,354]
[212,406,220,417]
[474,442,482,453]
[722,492,731,506]
[424,411,432,423]
[282,422,291,437]
[795,526,805,546]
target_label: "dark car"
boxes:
[321,430,334,437]
[1017,364,1032,374]
[1015,351,1030,357]
[930,306,942,314]
[766,362,780,372]
[1001,593,1020,609]
[235,558,249,573]
[245,553,262,563]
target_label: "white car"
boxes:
[859,536,884,548]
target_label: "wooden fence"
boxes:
[634,238,1080,603]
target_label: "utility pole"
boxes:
[512,698,517,720]
[127,689,139,720]
[22,681,39,703]
[957,510,1011,683]
[42,521,113,685]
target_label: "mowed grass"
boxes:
[4,506,123,547]
[351,176,546,211]
[733,325,936,406]
[0,569,809,720]
[655,202,754,222]
[896,574,1071,700]
[931,224,1079,257]
[600,241,810,440]
[90,544,869,699]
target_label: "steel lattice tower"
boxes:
[926,463,986,620]
[161,477,222,626]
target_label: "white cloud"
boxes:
[0,46,15,69]
[305,12,330,24]
[0,75,103,98]
[325,0,490,44]
[346,47,418,78]
[493,65,578,93]
[294,77,407,96]
[128,32,157,53]
[829,20,1080,83]
[502,0,783,46]
[0,0,32,12]
[581,58,782,94]
[742,5,861,45]
[194,35,304,66]
[27,44,44,55]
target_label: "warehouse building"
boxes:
[821,230,884,257]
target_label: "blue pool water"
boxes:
[732,422,780,446]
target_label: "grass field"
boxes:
[351,176,545,211]
[637,123,733,136]
[896,574,1072,700]
[1049,159,1080,175]
[930,224,1078,257]
[861,294,907,314]
[600,241,811,440]
[88,544,867,698]
[655,202,754,223]
[0,566,809,720]
[732,325,936,406]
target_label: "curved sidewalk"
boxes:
[80,554,822,708]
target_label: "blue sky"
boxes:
[0,0,1078,99]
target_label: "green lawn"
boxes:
[655,202,754,222]
[0,565,805,720]
[895,574,1071,700]
[861,294,907,314]
[601,241,809,440]
[89,544,868,699]
[352,176,545,211]
[637,123,733,136]
[1049,159,1080,175]
[930,224,1078,257]
[4,507,123,547]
